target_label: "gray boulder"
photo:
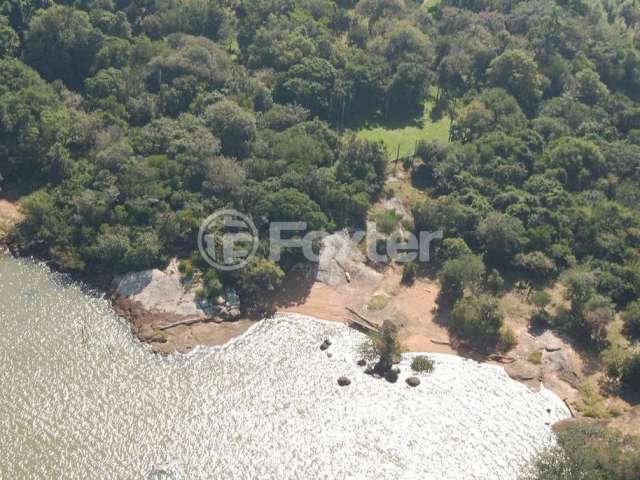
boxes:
[406,376,420,387]
[337,376,351,387]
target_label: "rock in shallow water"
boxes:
[406,376,420,387]
[384,368,399,383]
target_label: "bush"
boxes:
[374,209,402,235]
[486,269,504,294]
[530,309,551,328]
[623,301,640,339]
[528,350,543,364]
[531,290,552,309]
[622,353,640,392]
[178,259,194,278]
[498,325,518,352]
[439,238,472,261]
[401,261,417,285]
[411,355,434,373]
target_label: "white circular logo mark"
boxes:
[197,209,259,271]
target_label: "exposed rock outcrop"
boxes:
[113,258,216,320]
[337,376,351,386]
[316,230,382,287]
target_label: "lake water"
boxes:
[0,255,569,479]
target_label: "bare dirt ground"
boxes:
[0,198,23,240]
[274,261,455,355]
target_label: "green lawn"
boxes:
[356,103,451,161]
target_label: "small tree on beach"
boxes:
[358,320,403,373]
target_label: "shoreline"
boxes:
[0,251,612,432]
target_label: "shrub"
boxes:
[374,209,402,235]
[367,295,388,311]
[531,290,552,309]
[530,309,551,328]
[411,355,434,373]
[401,261,417,285]
[514,251,557,280]
[178,259,194,278]
[439,238,472,261]
[528,350,543,364]
[623,300,640,339]
[622,353,640,392]
[486,269,504,294]
[498,325,518,352]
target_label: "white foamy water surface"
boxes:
[0,256,569,479]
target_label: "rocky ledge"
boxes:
[112,258,244,353]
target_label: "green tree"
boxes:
[451,294,506,350]
[203,100,256,158]
[0,15,19,57]
[25,5,101,88]
[546,138,605,191]
[335,137,387,197]
[438,254,485,304]
[575,69,609,105]
[624,300,640,340]
[275,57,337,118]
[514,251,557,280]
[487,49,544,113]
[359,320,404,373]
[523,423,640,480]
[233,257,285,307]
[476,213,527,268]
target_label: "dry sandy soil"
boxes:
[275,264,455,354]
[0,198,23,240]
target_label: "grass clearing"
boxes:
[356,100,451,161]
[373,209,402,235]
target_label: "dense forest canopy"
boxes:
[2,0,640,368]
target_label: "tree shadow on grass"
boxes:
[343,104,425,132]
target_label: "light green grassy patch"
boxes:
[576,381,611,419]
[373,209,402,235]
[528,350,543,365]
[357,109,451,161]
[368,295,389,311]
